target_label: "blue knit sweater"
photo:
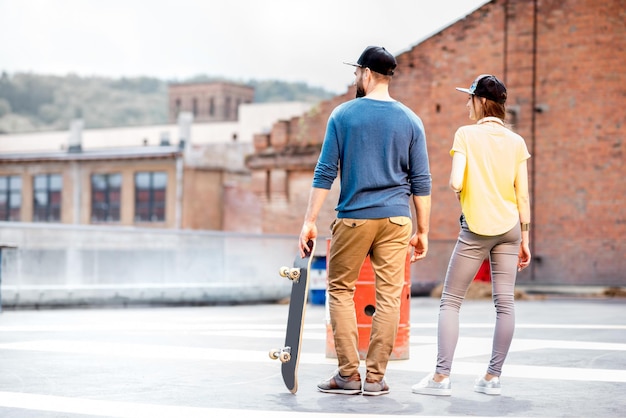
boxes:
[312,98,431,219]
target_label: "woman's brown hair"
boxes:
[473,96,506,120]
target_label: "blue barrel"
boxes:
[308,256,327,305]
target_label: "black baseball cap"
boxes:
[456,74,507,104]
[344,46,397,76]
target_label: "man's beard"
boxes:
[355,78,366,98]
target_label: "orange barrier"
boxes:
[325,239,411,360]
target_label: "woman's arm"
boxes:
[449,152,466,197]
[515,159,531,271]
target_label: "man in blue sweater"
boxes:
[298,46,432,396]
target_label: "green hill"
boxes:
[0,72,335,134]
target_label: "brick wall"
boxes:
[530,0,626,282]
[242,0,626,285]
[181,169,223,230]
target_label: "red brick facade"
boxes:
[245,0,626,286]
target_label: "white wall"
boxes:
[0,222,300,307]
[0,102,315,153]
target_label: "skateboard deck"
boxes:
[269,239,316,394]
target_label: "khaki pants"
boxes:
[327,216,411,382]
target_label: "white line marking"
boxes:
[1,339,624,383]
[0,391,457,418]
[1,322,624,333]
[0,340,272,363]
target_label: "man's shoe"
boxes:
[317,370,362,395]
[411,373,452,396]
[474,376,501,395]
[362,378,390,396]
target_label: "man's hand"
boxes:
[299,221,317,258]
[409,232,428,263]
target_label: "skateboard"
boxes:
[269,239,316,394]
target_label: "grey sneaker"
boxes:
[411,373,451,396]
[474,376,501,395]
[317,371,362,395]
[363,378,390,396]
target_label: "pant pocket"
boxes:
[330,219,338,233]
[388,216,410,226]
[341,218,368,228]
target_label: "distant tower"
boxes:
[67,119,84,153]
[168,82,254,123]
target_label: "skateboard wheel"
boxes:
[288,268,300,281]
[279,351,291,363]
[269,349,280,360]
[279,266,290,277]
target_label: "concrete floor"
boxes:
[0,296,624,417]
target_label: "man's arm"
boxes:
[409,194,431,263]
[299,187,330,258]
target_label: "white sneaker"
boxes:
[474,376,501,395]
[411,373,451,396]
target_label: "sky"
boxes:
[0,0,489,94]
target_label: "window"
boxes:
[91,173,121,222]
[225,96,232,119]
[209,97,215,116]
[192,98,198,117]
[0,175,22,221]
[135,172,167,222]
[33,174,62,222]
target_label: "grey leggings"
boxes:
[436,215,521,377]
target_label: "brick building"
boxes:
[246,0,626,286]
[168,82,255,123]
[0,96,314,232]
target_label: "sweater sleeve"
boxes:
[409,117,432,196]
[312,112,340,190]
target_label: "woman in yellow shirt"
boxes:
[412,74,531,396]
